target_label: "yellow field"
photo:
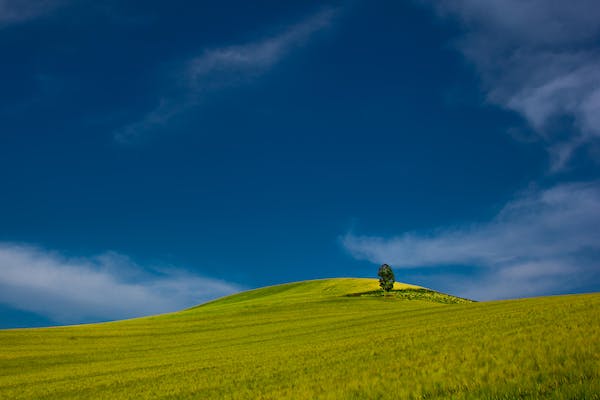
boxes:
[0,278,598,399]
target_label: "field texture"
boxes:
[0,278,598,399]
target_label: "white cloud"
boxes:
[0,0,62,26]
[114,8,336,144]
[187,8,334,85]
[422,0,600,169]
[0,244,240,324]
[343,181,600,300]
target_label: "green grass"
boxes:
[0,278,598,399]
[346,287,473,304]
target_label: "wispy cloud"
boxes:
[0,243,240,324]
[343,181,600,300]
[422,0,600,170]
[114,7,337,144]
[0,0,62,27]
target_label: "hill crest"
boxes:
[190,277,470,310]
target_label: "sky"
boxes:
[1,0,599,328]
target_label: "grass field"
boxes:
[0,278,598,399]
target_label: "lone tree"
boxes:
[378,264,395,293]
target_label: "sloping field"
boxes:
[0,278,598,399]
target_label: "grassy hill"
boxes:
[0,278,598,399]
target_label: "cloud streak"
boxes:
[423,0,600,169]
[114,8,336,144]
[343,181,600,300]
[0,0,62,27]
[0,243,240,325]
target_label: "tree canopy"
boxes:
[378,264,395,292]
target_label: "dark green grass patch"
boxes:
[345,288,474,304]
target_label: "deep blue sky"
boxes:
[1,0,599,328]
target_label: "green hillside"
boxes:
[0,278,598,399]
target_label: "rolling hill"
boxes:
[0,278,598,399]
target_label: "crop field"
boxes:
[0,278,598,399]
